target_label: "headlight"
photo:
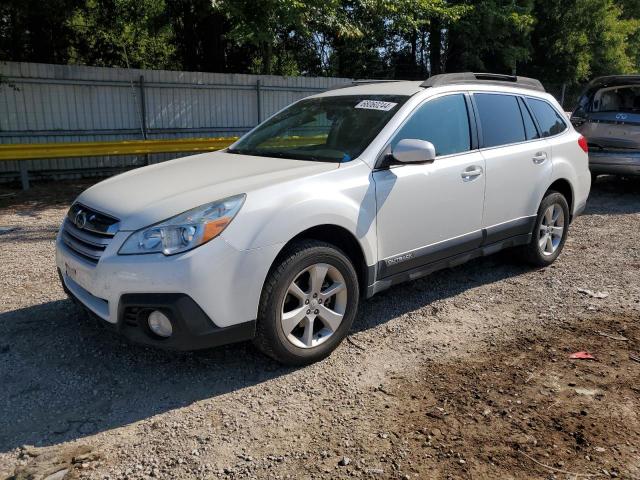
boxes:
[118,194,245,256]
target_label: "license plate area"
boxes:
[64,262,77,281]
[64,261,91,291]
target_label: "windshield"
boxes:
[228,95,408,162]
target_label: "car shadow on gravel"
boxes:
[0,251,534,454]
[0,299,289,453]
[354,253,533,334]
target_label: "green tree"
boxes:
[212,0,361,75]
[382,0,470,77]
[67,0,177,69]
[444,0,534,75]
[0,0,84,64]
[1,0,640,82]
[620,0,640,70]
[167,0,230,72]
[522,0,640,85]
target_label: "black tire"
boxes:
[253,239,359,366]
[519,190,570,267]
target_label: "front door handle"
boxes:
[461,166,483,181]
[532,152,548,164]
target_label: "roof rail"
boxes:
[421,72,545,92]
[326,79,405,91]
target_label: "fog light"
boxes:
[148,310,173,338]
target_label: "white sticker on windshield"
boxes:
[355,100,398,111]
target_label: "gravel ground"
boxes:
[0,176,639,480]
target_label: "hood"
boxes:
[77,150,339,230]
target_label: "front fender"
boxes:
[221,161,378,267]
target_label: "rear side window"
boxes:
[518,98,540,140]
[527,98,567,137]
[475,94,526,148]
[391,94,471,156]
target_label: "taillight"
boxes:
[578,135,588,153]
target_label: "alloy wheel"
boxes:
[538,203,565,256]
[280,263,348,349]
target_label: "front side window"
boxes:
[228,95,408,162]
[527,98,567,137]
[475,93,526,148]
[390,94,471,156]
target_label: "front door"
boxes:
[373,93,486,279]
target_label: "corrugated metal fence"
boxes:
[0,62,351,181]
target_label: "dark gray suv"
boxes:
[571,75,640,178]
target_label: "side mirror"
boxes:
[392,138,436,164]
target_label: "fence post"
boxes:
[256,79,262,124]
[138,75,150,165]
[138,75,148,140]
[19,162,29,190]
[560,83,567,108]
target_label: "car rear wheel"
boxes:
[254,240,359,365]
[519,190,570,267]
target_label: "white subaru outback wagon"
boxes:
[56,72,591,365]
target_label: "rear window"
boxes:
[518,97,540,140]
[475,93,526,148]
[527,98,567,137]
[592,85,640,113]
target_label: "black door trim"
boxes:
[370,215,536,295]
[484,216,536,245]
[377,230,483,279]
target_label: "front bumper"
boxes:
[589,150,640,176]
[59,268,255,350]
[55,228,282,350]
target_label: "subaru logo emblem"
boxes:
[74,210,88,229]
[616,113,628,121]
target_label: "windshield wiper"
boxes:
[227,148,336,162]
[226,148,248,155]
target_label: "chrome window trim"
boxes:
[470,91,571,152]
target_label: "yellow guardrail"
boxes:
[0,137,240,161]
[0,135,330,190]
[0,135,329,161]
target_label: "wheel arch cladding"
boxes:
[267,225,370,296]
[547,178,574,217]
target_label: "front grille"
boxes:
[61,204,119,264]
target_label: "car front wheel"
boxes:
[254,240,359,366]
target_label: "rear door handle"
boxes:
[532,152,548,164]
[461,166,483,181]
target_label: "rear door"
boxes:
[474,92,552,243]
